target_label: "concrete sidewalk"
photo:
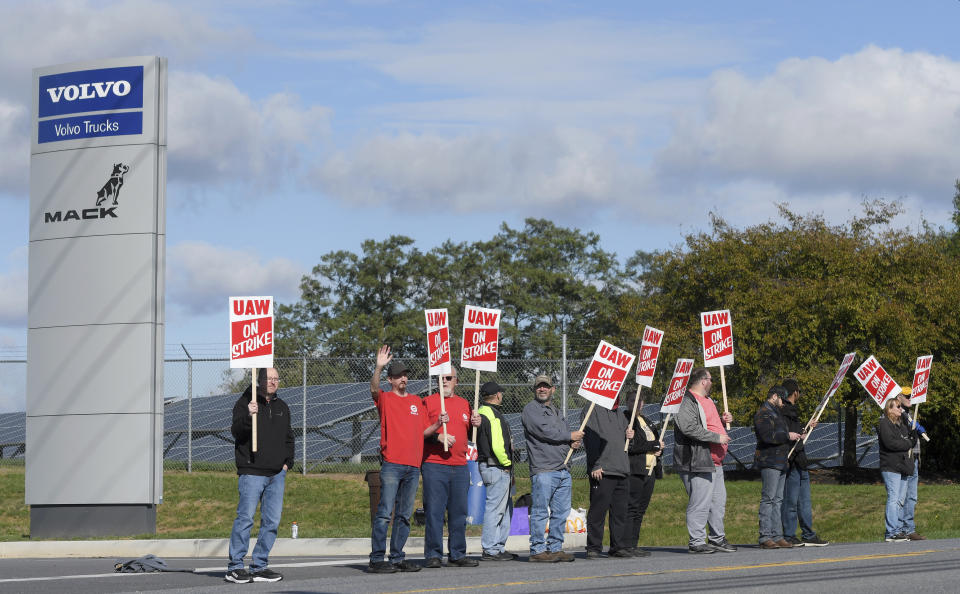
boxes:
[0,533,587,559]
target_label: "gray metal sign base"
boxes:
[30,505,156,539]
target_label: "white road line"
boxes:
[0,558,369,584]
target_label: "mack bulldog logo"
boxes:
[43,163,129,223]
[96,163,129,206]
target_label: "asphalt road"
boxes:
[2,539,959,593]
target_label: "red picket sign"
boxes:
[660,358,694,414]
[425,308,452,376]
[577,341,636,410]
[229,296,274,369]
[911,355,933,405]
[854,355,902,408]
[700,309,734,367]
[460,305,501,372]
[634,325,664,388]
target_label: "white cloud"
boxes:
[167,72,331,192]
[655,46,960,207]
[166,241,303,315]
[313,125,650,214]
[0,100,29,195]
[0,0,248,85]
[0,247,27,327]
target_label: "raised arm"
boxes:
[371,345,391,403]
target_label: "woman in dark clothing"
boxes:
[877,397,917,542]
[624,395,663,556]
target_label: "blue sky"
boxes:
[1,1,959,410]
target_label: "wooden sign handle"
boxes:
[251,367,258,453]
[719,365,730,429]
[438,374,449,452]
[471,372,480,444]
[563,401,595,465]
[624,385,643,452]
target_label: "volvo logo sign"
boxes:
[37,65,144,144]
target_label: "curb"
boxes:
[0,533,587,560]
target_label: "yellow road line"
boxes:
[383,549,941,594]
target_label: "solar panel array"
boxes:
[1,392,881,470]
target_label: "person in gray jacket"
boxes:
[584,402,637,559]
[521,375,584,563]
[673,368,735,554]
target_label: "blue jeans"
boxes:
[902,459,919,535]
[228,470,286,571]
[758,467,786,543]
[529,469,572,555]
[881,470,909,538]
[782,466,816,540]
[370,462,420,563]
[479,463,513,555]
[422,462,470,561]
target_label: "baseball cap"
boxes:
[533,374,554,388]
[387,361,410,377]
[480,381,503,397]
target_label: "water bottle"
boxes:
[291,522,298,539]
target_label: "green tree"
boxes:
[617,200,960,470]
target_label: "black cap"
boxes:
[480,381,503,397]
[387,361,410,377]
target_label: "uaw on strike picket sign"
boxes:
[635,326,664,388]
[701,309,734,367]
[854,355,901,408]
[579,341,636,410]
[230,296,274,369]
[461,305,501,372]
[660,359,695,414]
[425,308,452,375]
[911,355,933,405]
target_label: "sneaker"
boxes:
[553,550,575,562]
[630,547,652,558]
[885,533,909,542]
[584,550,601,560]
[251,568,283,583]
[529,551,559,563]
[708,538,738,552]
[609,548,633,558]
[688,543,715,554]
[224,569,253,583]
[801,535,830,546]
[785,536,804,547]
[497,551,519,560]
[907,533,927,541]
[367,561,397,574]
[775,539,794,548]
[759,540,781,550]
[481,551,499,561]
[393,560,421,572]
[424,557,442,568]
[448,557,479,567]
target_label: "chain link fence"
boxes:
[1,354,876,475]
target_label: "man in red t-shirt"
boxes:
[421,366,482,568]
[369,346,447,574]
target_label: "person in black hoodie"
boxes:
[225,368,295,584]
[584,401,635,559]
[624,394,662,557]
[780,379,828,547]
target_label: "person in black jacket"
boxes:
[754,386,801,549]
[780,379,828,546]
[584,401,634,559]
[226,368,295,584]
[623,394,662,557]
[878,397,918,543]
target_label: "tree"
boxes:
[616,200,960,470]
